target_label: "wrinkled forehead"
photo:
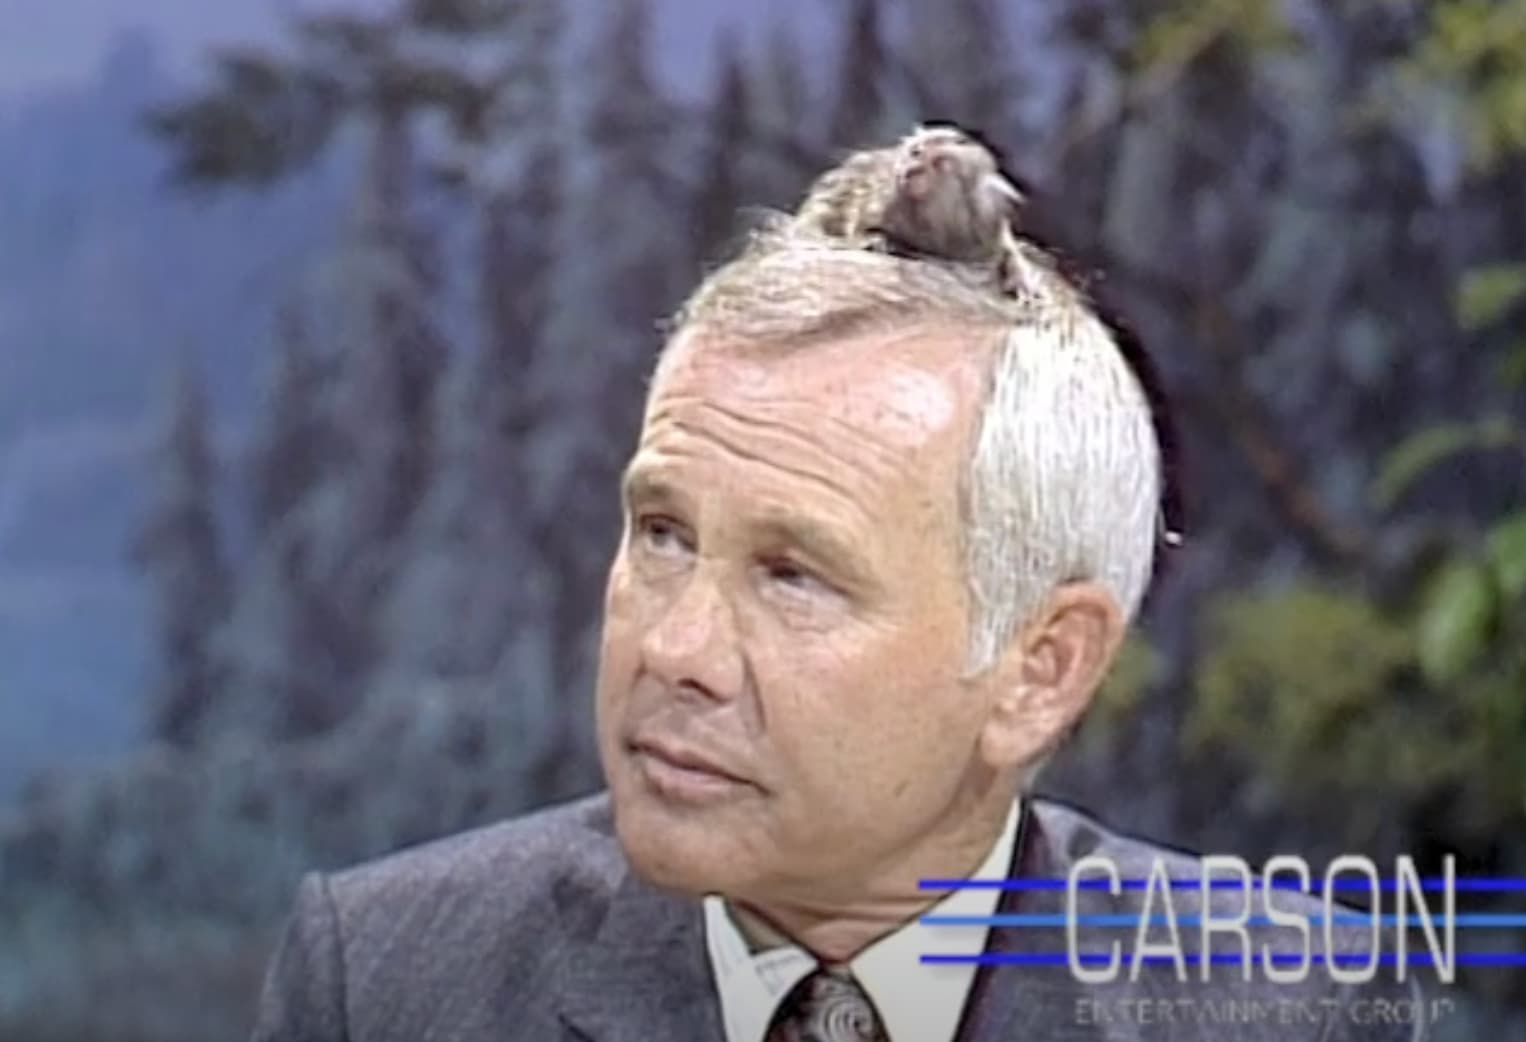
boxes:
[647,324,994,456]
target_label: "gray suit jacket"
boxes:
[252,793,1430,1041]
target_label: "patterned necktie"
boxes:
[765,964,890,1042]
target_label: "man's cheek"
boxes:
[602,561,659,637]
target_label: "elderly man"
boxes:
[252,130,1427,1042]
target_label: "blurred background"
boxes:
[0,0,1523,1038]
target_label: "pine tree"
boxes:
[828,0,894,149]
[154,10,452,731]
[691,31,752,271]
[216,299,348,741]
[369,0,573,810]
[249,304,330,541]
[902,0,1019,137]
[133,362,232,747]
[465,0,563,403]
[532,0,688,796]
[754,23,811,142]
[319,100,447,607]
[744,25,820,212]
[216,500,359,741]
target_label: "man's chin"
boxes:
[610,791,756,895]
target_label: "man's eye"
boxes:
[635,514,689,555]
[763,558,820,590]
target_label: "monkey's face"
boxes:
[883,127,1019,262]
[894,127,996,200]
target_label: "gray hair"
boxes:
[665,224,1162,673]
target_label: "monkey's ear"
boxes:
[984,172,1025,209]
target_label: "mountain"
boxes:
[0,29,353,798]
[0,0,831,802]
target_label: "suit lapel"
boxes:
[955,802,1109,1042]
[551,801,1117,1042]
[553,868,724,1042]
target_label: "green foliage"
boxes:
[1369,415,1523,509]
[1401,0,1526,170]
[1184,551,1519,809]
[145,49,341,186]
[1134,0,1297,77]
[1457,263,1526,331]
[1487,512,1526,600]
[1187,587,1421,787]
[1456,263,1526,392]
[1417,558,1497,685]
[1502,340,1526,388]
[1095,633,1160,723]
[1187,567,1526,832]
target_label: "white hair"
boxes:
[962,281,1160,670]
[667,226,1162,672]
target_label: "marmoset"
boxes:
[792,124,1029,292]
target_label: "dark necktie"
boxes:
[765,964,891,1042]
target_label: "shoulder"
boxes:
[322,792,625,963]
[254,795,629,1040]
[1027,798,1206,878]
[1027,797,1332,919]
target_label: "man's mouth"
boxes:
[628,733,755,801]
[631,734,747,780]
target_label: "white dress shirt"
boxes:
[703,799,1021,1042]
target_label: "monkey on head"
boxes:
[789,124,1033,297]
[785,122,1186,553]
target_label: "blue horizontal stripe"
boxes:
[918,878,1526,892]
[919,914,1526,928]
[919,952,1526,967]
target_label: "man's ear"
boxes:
[977,582,1127,771]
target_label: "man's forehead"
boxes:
[649,325,989,451]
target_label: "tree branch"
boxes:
[1107,255,1375,569]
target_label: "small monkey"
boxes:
[788,126,1187,551]
[791,124,1029,292]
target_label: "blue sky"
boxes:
[0,0,792,102]
[0,0,294,95]
[0,0,831,797]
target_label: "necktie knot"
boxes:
[766,965,889,1042]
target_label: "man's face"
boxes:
[596,324,1004,901]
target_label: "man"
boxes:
[252,131,1428,1041]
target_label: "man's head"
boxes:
[595,220,1161,907]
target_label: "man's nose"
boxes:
[639,568,744,701]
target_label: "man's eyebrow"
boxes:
[620,465,679,507]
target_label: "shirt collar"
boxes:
[703,798,1022,1042]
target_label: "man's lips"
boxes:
[629,734,753,787]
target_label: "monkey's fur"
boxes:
[790,125,1034,296]
[785,125,1187,551]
